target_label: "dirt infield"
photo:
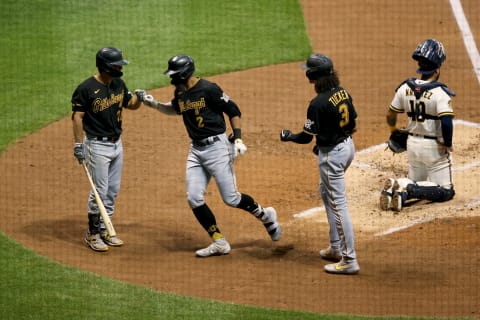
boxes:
[1,0,479,318]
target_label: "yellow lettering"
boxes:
[328,90,350,106]
[92,92,124,113]
[180,97,206,114]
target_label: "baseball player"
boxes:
[280,53,360,275]
[381,39,455,212]
[140,54,281,257]
[72,47,145,252]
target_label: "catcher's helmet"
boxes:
[96,47,128,77]
[302,53,333,80]
[412,39,446,74]
[164,55,195,84]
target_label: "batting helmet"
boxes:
[96,47,129,78]
[164,55,195,84]
[412,39,446,74]
[302,53,334,80]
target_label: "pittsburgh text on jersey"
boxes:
[92,92,125,113]
[179,98,206,114]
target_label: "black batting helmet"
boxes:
[96,47,129,77]
[164,55,195,84]
[412,39,446,74]
[302,53,334,80]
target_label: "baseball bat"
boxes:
[82,162,116,237]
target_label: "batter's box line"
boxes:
[375,197,480,237]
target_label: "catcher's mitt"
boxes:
[387,130,408,153]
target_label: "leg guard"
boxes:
[236,193,258,213]
[88,213,101,234]
[406,184,455,202]
[192,204,220,237]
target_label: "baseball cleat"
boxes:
[195,238,231,257]
[380,178,395,210]
[319,246,342,262]
[324,258,360,275]
[101,232,124,247]
[85,231,109,252]
[264,207,282,241]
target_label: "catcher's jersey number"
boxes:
[408,100,426,122]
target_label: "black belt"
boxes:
[408,133,436,140]
[192,136,220,147]
[93,136,120,142]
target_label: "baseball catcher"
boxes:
[380,39,455,212]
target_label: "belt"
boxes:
[192,136,220,147]
[408,133,436,140]
[93,136,120,142]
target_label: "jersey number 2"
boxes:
[196,116,204,128]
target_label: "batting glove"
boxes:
[234,139,247,157]
[280,129,293,141]
[134,89,147,102]
[73,143,85,164]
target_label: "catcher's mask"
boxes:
[302,53,333,80]
[412,39,446,75]
[164,54,195,85]
[96,47,128,78]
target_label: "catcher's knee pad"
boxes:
[407,184,455,202]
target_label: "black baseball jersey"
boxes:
[71,76,131,138]
[171,79,241,141]
[304,87,357,147]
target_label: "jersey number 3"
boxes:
[339,103,350,127]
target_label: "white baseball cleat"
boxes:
[391,178,411,212]
[101,232,124,247]
[264,207,282,241]
[85,231,109,252]
[380,178,395,210]
[324,258,360,275]
[195,238,231,257]
[319,246,342,262]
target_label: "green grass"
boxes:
[0,1,465,319]
[1,231,450,320]
[0,0,311,152]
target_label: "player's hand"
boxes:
[73,143,85,164]
[144,94,157,108]
[134,89,147,102]
[234,139,247,157]
[280,129,292,141]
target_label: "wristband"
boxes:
[233,128,242,140]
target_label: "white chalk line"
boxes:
[375,198,480,237]
[449,0,480,86]
[292,119,480,235]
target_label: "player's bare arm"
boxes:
[72,111,85,143]
[143,94,177,115]
[386,109,399,132]
[126,92,142,110]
